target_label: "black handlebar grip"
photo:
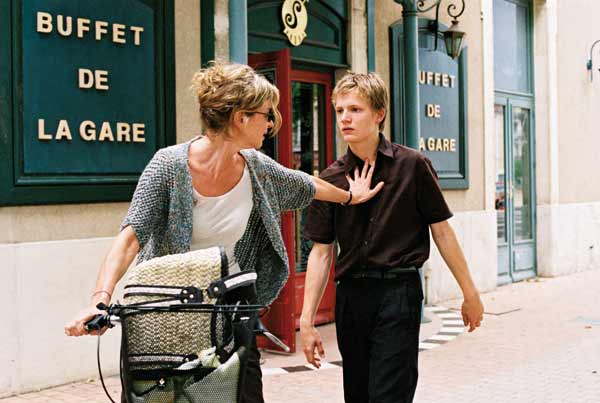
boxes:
[84,314,109,332]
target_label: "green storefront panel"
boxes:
[0,0,175,205]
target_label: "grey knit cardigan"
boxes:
[121,140,316,305]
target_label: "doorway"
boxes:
[494,96,536,284]
[249,49,336,352]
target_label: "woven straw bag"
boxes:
[122,247,226,359]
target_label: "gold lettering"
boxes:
[116,122,131,142]
[426,104,441,118]
[77,18,90,38]
[79,121,96,141]
[449,75,456,88]
[130,26,144,46]
[37,119,52,140]
[78,69,109,90]
[113,23,126,44]
[442,74,449,87]
[435,138,443,151]
[427,137,435,150]
[78,69,94,89]
[419,71,457,88]
[421,137,457,152]
[426,104,434,117]
[35,14,145,46]
[36,12,52,34]
[56,15,72,36]
[56,119,72,140]
[95,21,108,41]
[132,123,145,143]
[95,70,109,90]
[98,122,114,141]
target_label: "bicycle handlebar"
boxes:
[84,303,116,333]
[84,314,110,332]
[82,302,289,352]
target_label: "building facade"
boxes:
[1,0,599,396]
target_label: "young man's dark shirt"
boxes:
[303,134,453,279]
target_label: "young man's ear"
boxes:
[376,109,386,125]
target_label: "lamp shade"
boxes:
[444,21,465,59]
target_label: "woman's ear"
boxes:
[233,110,246,125]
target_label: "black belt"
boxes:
[346,266,419,280]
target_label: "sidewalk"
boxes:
[3,269,599,402]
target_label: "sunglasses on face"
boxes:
[253,110,275,123]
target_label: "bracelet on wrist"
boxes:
[341,190,353,206]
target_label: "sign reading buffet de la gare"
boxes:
[23,0,157,175]
[418,47,468,189]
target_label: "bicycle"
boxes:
[83,247,289,403]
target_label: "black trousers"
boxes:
[335,273,423,403]
[241,336,264,403]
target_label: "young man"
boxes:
[300,72,484,403]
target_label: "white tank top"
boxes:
[190,166,253,273]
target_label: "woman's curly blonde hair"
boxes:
[191,61,282,137]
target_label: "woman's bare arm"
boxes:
[64,226,140,336]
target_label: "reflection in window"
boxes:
[495,104,506,243]
[292,82,326,272]
[512,107,532,241]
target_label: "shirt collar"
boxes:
[343,133,394,173]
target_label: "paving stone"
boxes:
[2,269,600,402]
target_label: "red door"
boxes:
[289,70,336,329]
[249,49,297,353]
[249,50,336,353]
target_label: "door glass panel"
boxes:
[494,104,507,243]
[493,0,530,93]
[512,106,532,241]
[292,82,326,272]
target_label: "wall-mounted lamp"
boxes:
[421,0,466,59]
[587,40,600,82]
[443,20,466,59]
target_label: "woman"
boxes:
[65,62,383,402]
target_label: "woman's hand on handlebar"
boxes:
[64,305,108,337]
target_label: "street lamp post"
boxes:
[397,0,422,150]
[393,0,466,322]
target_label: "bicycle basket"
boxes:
[118,246,262,403]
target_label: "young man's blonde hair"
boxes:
[332,72,389,131]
